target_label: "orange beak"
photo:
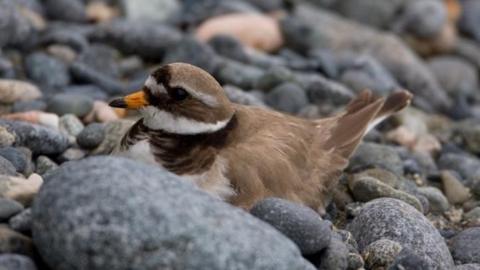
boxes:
[109,90,149,109]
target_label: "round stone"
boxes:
[265,83,308,114]
[449,228,480,264]
[47,93,94,117]
[77,123,105,150]
[250,197,332,255]
[347,198,454,269]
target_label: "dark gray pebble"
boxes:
[77,123,105,150]
[77,44,121,78]
[449,228,480,264]
[61,85,108,101]
[47,93,93,117]
[12,100,47,113]
[0,147,29,174]
[0,198,24,221]
[0,156,16,176]
[250,197,332,255]
[44,0,86,23]
[265,83,308,114]
[9,208,32,234]
[349,142,404,176]
[24,52,70,89]
[89,20,182,61]
[70,62,126,95]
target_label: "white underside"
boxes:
[141,106,230,135]
[117,139,234,200]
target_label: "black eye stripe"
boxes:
[168,87,189,101]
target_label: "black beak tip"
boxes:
[109,98,127,108]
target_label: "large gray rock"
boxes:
[0,120,69,155]
[347,198,454,269]
[32,157,314,270]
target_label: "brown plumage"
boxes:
[110,63,412,213]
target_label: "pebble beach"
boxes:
[1,0,480,269]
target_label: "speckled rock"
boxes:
[0,147,30,175]
[0,120,69,155]
[388,247,431,270]
[250,197,332,255]
[0,156,16,176]
[32,157,315,270]
[35,156,58,176]
[456,264,480,270]
[0,127,15,148]
[363,239,403,270]
[317,235,349,270]
[449,228,480,264]
[347,198,454,269]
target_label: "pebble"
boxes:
[0,120,69,155]
[347,198,454,269]
[316,235,349,270]
[9,208,32,234]
[362,238,403,270]
[35,156,58,176]
[215,58,264,89]
[301,73,354,106]
[122,0,179,22]
[349,142,404,176]
[265,83,308,114]
[0,254,37,270]
[0,198,24,221]
[427,56,478,98]
[223,85,267,107]
[163,36,220,74]
[457,264,480,270]
[464,207,480,224]
[90,20,182,61]
[0,80,42,104]
[437,153,480,186]
[441,170,472,204]
[44,0,86,23]
[77,43,120,79]
[2,111,59,129]
[58,148,86,162]
[61,85,108,101]
[86,1,119,23]
[12,100,47,113]
[255,65,295,91]
[348,176,423,212]
[454,120,480,154]
[0,127,15,148]
[449,228,480,264]
[459,0,480,42]
[417,186,450,214]
[59,114,84,139]
[196,13,283,52]
[24,52,70,89]
[393,0,447,39]
[32,157,315,270]
[0,147,30,175]
[46,44,77,63]
[76,123,105,150]
[47,93,94,117]
[250,197,332,255]
[388,247,431,270]
[39,26,89,52]
[0,174,43,206]
[0,1,34,48]
[85,101,120,123]
[0,156,17,176]
[0,225,33,256]
[69,62,126,95]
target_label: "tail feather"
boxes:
[324,89,412,158]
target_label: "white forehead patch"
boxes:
[141,106,230,134]
[145,75,166,95]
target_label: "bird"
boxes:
[109,62,412,213]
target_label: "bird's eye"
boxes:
[169,87,189,101]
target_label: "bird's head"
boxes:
[110,63,235,134]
